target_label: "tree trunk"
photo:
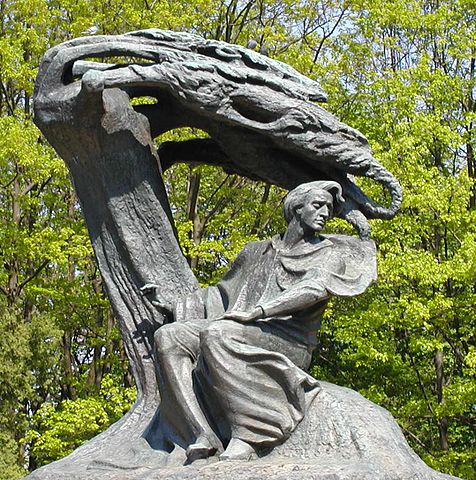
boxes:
[61,332,77,400]
[185,167,203,270]
[467,139,475,209]
[434,350,449,451]
[32,77,198,468]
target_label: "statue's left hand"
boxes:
[140,283,160,295]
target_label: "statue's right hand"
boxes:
[140,283,160,295]
[151,299,173,313]
[140,284,173,314]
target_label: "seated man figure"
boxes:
[142,180,376,463]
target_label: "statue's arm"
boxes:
[140,242,253,322]
[256,239,377,318]
[257,280,330,318]
[221,276,331,323]
[221,254,346,323]
[141,283,224,322]
[256,256,345,318]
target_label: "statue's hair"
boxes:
[284,181,345,224]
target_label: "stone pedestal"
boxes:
[26,382,459,480]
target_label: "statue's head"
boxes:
[284,181,345,233]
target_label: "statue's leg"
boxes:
[199,320,317,461]
[154,322,222,460]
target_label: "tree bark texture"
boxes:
[33,57,199,467]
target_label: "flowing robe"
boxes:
[158,234,377,448]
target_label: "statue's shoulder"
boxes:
[232,238,272,264]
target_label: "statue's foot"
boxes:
[219,438,256,461]
[186,435,220,463]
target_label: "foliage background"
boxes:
[0,0,474,479]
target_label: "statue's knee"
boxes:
[154,323,188,355]
[200,320,238,349]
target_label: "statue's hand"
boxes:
[140,283,160,295]
[140,283,173,313]
[151,299,173,313]
[220,307,263,323]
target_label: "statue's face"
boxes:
[297,189,334,234]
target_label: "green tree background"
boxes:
[0,0,474,479]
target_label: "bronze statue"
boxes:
[141,180,376,462]
[28,28,458,480]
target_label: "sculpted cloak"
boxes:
[157,234,377,448]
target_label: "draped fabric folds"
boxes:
[196,319,319,446]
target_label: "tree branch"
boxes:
[1,171,19,189]
[310,6,349,69]
[17,259,49,294]
[400,425,432,453]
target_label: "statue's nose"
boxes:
[319,206,330,218]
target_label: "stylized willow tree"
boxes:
[29,29,457,480]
